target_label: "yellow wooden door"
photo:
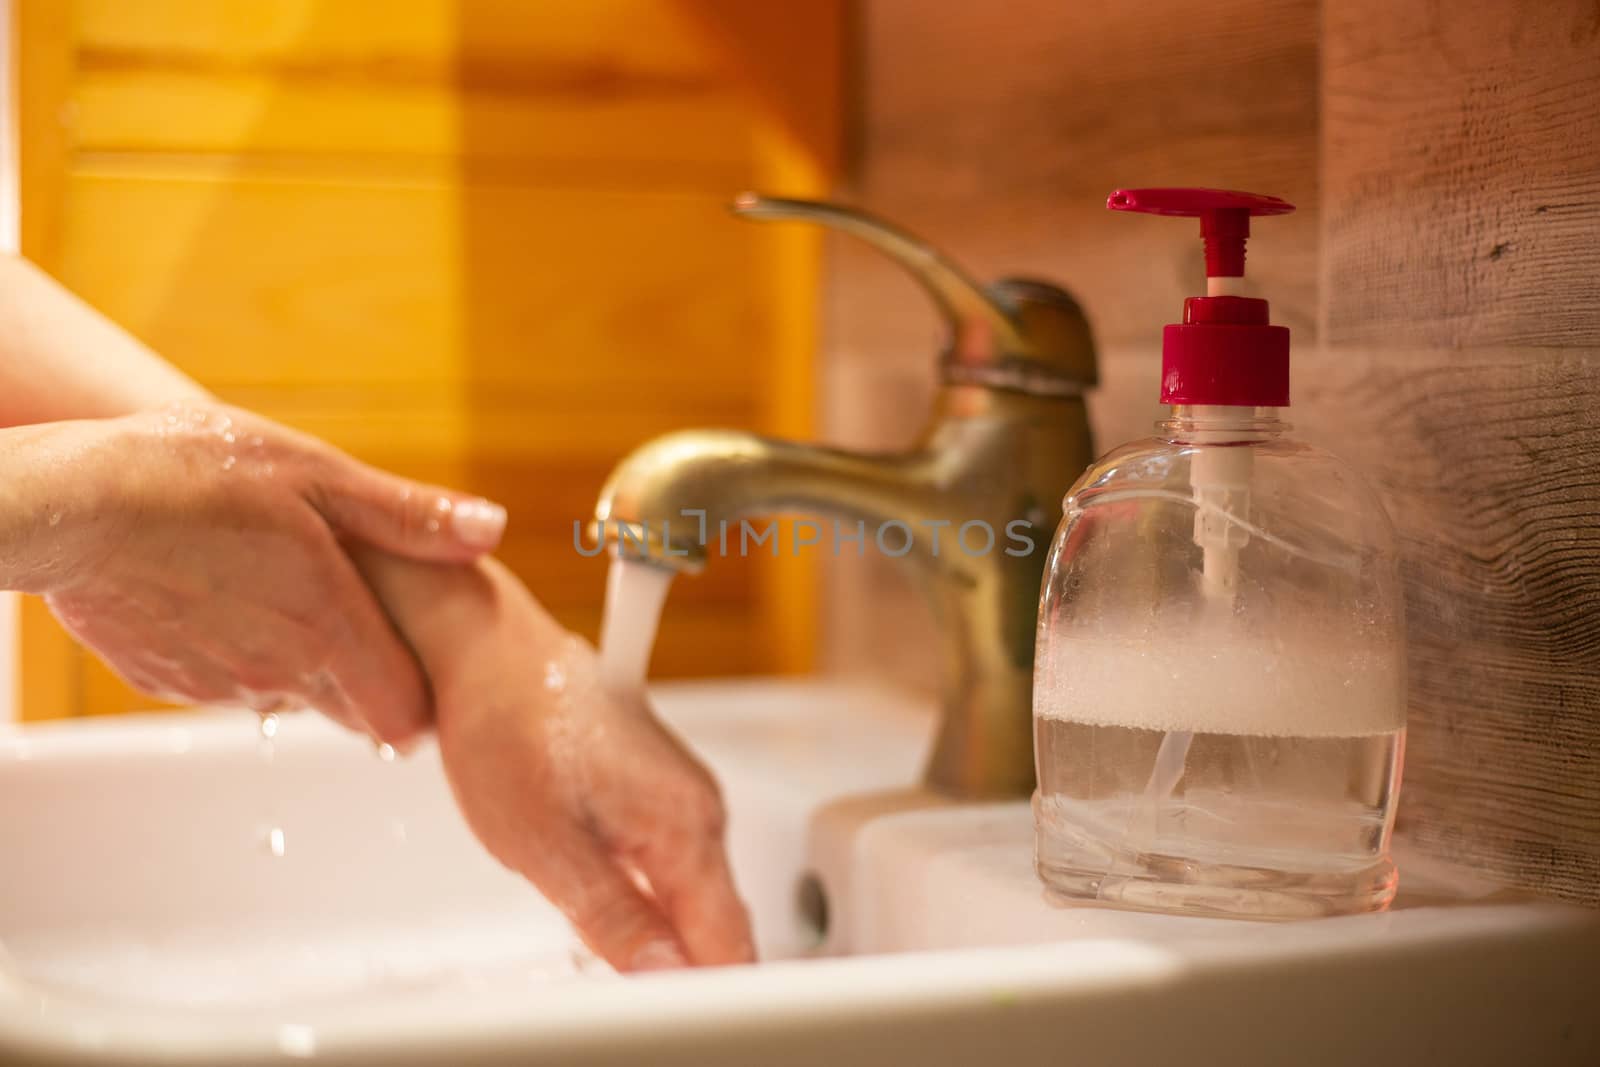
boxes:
[13,0,840,718]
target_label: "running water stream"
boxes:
[597,557,675,692]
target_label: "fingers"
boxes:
[310,453,506,562]
[311,547,435,745]
[539,830,690,973]
[648,844,755,966]
[626,806,756,967]
[581,693,756,967]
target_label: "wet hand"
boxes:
[352,552,756,972]
[9,402,507,743]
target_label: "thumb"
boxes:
[311,454,507,562]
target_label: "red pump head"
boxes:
[1108,188,1294,407]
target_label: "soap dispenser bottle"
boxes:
[1033,188,1406,920]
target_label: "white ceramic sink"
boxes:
[1,679,1596,1066]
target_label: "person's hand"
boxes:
[440,633,756,972]
[352,551,756,972]
[12,401,506,744]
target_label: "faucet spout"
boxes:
[594,387,1091,798]
[595,431,956,572]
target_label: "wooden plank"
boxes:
[1321,0,1600,348]
[222,388,764,461]
[1294,348,1600,904]
[58,173,779,399]
[66,0,846,196]
[841,0,1322,354]
[15,0,72,266]
[1315,0,1600,905]
[15,598,79,722]
[68,0,759,187]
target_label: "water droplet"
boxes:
[257,712,278,765]
[375,742,396,762]
[47,512,62,527]
[568,945,605,975]
[543,661,567,692]
[264,825,286,857]
[221,455,237,471]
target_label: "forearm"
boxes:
[0,255,209,425]
[0,419,119,593]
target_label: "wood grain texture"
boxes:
[69,0,761,190]
[1321,0,1600,347]
[1314,0,1600,905]
[1295,349,1600,903]
[842,0,1322,353]
[59,172,776,400]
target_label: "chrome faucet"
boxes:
[593,194,1097,797]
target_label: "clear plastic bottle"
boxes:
[1033,190,1406,920]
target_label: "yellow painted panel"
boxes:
[15,0,72,265]
[224,388,761,460]
[71,0,765,184]
[16,597,78,721]
[77,0,733,72]
[60,173,777,402]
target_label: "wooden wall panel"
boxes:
[1321,0,1600,348]
[59,173,773,401]
[1293,350,1600,900]
[70,0,762,188]
[839,0,1322,354]
[1314,0,1600,903]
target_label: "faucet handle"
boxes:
[733,193,1095,395]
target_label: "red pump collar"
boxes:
[1108,188,1294,407]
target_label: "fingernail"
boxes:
[629,940,689,973]
[451,498,507,549]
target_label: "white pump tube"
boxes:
[1129,396,1258,852]
[1190,404,1256,606]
